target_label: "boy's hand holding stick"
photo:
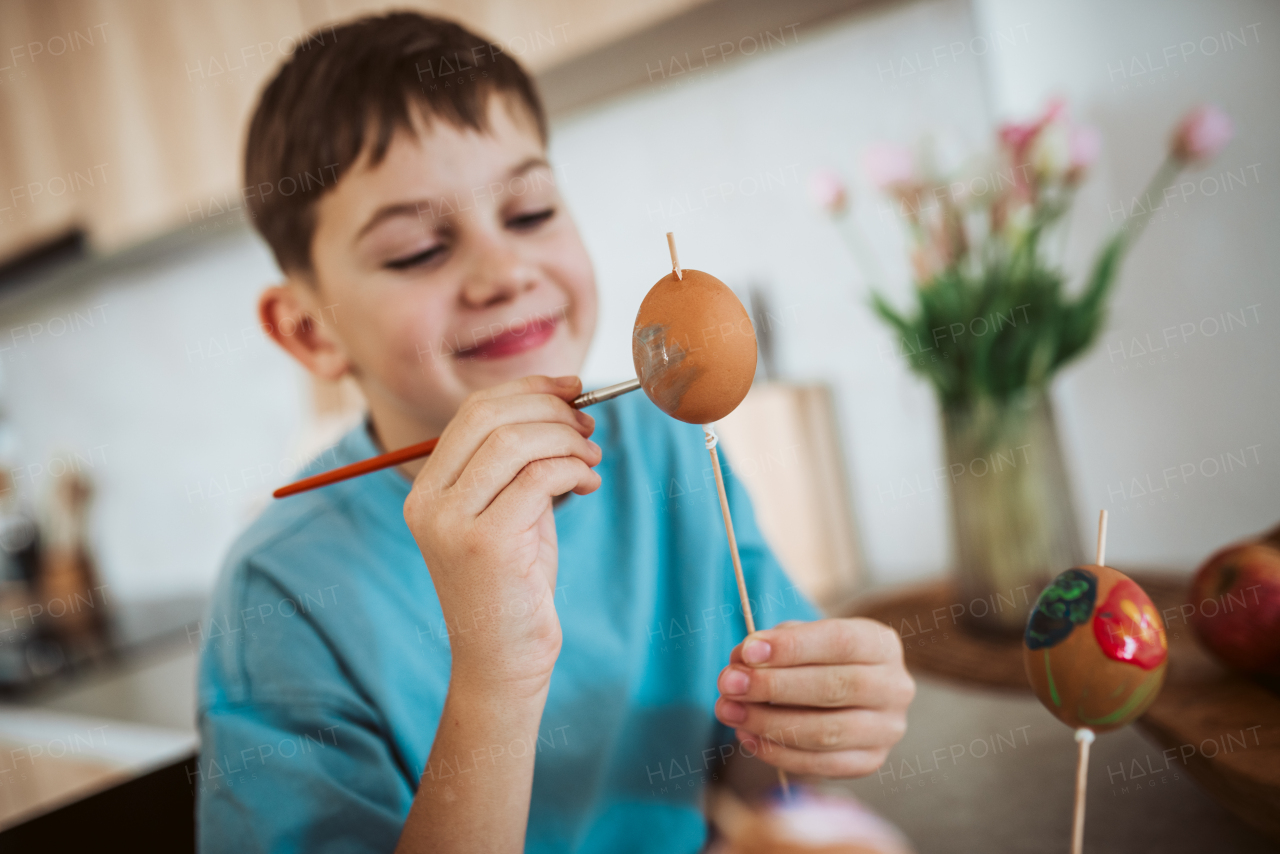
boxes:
[714,619,915,780]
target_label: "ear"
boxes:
[258,279,350,382]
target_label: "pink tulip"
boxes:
[1068,125,1102,172]
[1001,96,1069,158]
[861,143,915,189]
[1171,104,1233,162]
[998,121,1039,154]
[808,169,849,215]
[1039,96,1068,125]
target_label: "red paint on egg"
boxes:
[1092,578,1168,670]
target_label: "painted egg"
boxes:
[632,269,757,424]
[1023,564,1168,732]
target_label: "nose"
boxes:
[459,234,536,308]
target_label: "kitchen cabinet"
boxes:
[0,0,717,263]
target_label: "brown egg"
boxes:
[632,269,757,424]
[1023,564,1168,732]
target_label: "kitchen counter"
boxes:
[834,675,1275,852]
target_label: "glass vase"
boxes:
[942,390,1084,635]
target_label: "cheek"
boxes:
[548,234,598,333]
[400,310,455,373]
[356,292,449,377]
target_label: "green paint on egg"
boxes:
[1079,670,1162,728]
[1044,650,1061,707]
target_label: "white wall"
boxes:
[972,0,1280,567]
[0,226,311,601]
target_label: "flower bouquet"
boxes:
[814,101,1233,632]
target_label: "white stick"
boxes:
[1071,728,1095,854]
[702,424,790,799]
[1073,512,1105,851]
[1095,509,1108,566]
[666,231,683,280]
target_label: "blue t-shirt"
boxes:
[196,391,818,853]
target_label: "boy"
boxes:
[198,12,914,853]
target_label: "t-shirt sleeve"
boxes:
[197,568,414,853]
[717,446,822,629]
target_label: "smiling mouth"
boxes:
[454,314,561,361]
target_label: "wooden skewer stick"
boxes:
[702,423,791,799]
[704,426,754,633]
[1095,509,1108,566]
[666,231,683,280]
[1071,727,1095,854]
[1070,509,1107,854]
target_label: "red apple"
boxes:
[1187,541,1280,675]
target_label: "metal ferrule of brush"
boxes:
[571,377,641,409]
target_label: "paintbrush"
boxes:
[272,377,640,498]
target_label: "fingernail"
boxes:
[722,668,749,695]
[576,411,595,429]
[719,700,747,724]
[743,639,771,664]
[587,440,601,455]
[555,375,579,387]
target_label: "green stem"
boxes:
[1120,158,1184,246]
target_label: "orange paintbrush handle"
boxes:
[272,437,438,498]
[272,377,641,499]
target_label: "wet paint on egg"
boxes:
[632,323,700,418]
[1023,564,1168,732]
[1025,568,1097,650]
[632,269,756,424]
[1092,578,1168,670]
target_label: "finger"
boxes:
[717,662,915,709]
[452,423,602,515]
[469,373,582,404]
[731,729,890,778]
[427,387,594,491]
[481,456,602,533]
[733,618,902,668]
[714,699,905,752]
[728,620,807,666]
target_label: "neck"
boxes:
[363,398,446,482]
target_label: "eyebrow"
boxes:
[355,156,552,241]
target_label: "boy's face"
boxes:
[299,95,596,436]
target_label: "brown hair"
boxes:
[243,12,547,274]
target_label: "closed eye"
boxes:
[385,245,445,270]
[507,208,555,230]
